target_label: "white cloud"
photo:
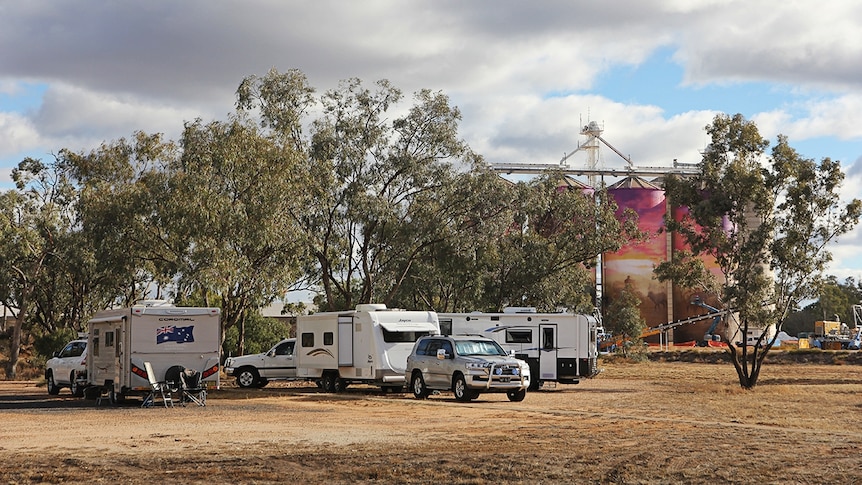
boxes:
[0,111,40,159]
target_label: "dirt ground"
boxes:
[1,356,861,484]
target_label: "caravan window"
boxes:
[104,331,114,348]
[92,329,99,357]
[324,332,333,346]
[301,332,314,347]
[505,329,532,344]
[542,327,554,350]
[382,329,433,343]
[439,319,452,336]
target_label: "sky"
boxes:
[1,0,861,284]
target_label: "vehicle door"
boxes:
[430,339,455,388]
[55,341,85,384]
[539,324,558,382]
[260,340,296,379]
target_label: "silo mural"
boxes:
[669,204,728,344]
[604,177,670,340]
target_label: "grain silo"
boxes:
[604,176,671,340]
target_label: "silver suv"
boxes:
[45,339,87,397]
[406,335,530,402]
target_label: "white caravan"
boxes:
[86,301,221,402]
[438,308,599,390]
[295,304,439,392]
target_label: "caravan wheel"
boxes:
[321,372,338,393]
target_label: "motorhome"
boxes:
[295,304,439,392]
[438,308,599,390]
[86,301,221,403]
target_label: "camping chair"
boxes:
[142,361,175,408]
[179,368,207,407]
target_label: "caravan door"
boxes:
[338,316,354,366]
[539,324,557,381]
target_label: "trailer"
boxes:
[295,304,439,392]
[438,308,599,390]
[85,301,221,403]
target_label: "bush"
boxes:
[32,328,79,360]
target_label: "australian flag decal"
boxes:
[156,325,195,344]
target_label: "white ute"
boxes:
[224,338,297,388]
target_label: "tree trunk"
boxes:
[6,317,23,379]
[728,343,767,389]
[238,310,246,357]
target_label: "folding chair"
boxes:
[180,368,207,407]
[142,361,174,408]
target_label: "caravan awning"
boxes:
[88,315,127,324]
[378,320,438,333]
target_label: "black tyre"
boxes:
[236,367,260,388]
[46,372,61,395]
[411,372,430,399]
[507,388,527,402]
[334,379,348,392]
[257,378,269,388]
[70,372,85,397]
[453,374,473,402]
[321,372,337,393]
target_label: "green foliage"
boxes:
[168,115,309,343]
[222,314,291,357]
[656,113,862,389]
[32,327,79,360]
[605,282,646,357]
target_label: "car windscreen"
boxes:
[454,340,506,356]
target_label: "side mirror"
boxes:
[436,349,448,360]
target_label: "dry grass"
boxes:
[1,353,861,483]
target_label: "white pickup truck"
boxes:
[224,338,298,388]
[45,338,88,397]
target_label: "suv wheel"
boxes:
[70,372,85,397]
[507,388,526,402]
[236,368,259,388]
[453,374,473,402]
[411,372,430,399]
[46,372,61,395]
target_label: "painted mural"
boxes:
[603,177,669,337]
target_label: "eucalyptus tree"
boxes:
[63,132,181,305]
[387,161,516,312]
[482,172,638,312]
[0,157,79,377]
[239,71,479,311]
[656,113,861,389]
[169,115,310,354]
[392,168,638,313]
